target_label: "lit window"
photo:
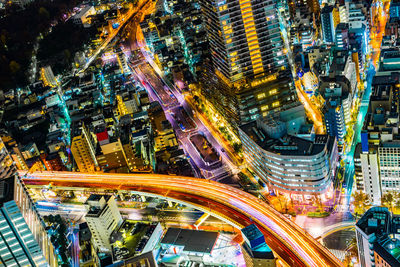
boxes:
[257,93,266,99]
[272,101,279,107]
[269,89,277,95]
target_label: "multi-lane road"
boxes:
[341,0,390,203]
[129,59,236,181]
[77,0,153,74]
[22,171,342,267]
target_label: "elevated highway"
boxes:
[317,222,356,241]
[21,171,342,267]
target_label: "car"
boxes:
[179,123,186,131]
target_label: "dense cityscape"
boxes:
[0,0,398,266]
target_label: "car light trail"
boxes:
[21,171,342,267]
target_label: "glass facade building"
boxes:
[240,120,338,196]
[0,201,48,267]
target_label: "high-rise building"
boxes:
[324,98,347,145]
[359,146,381,205]
[71,121,98,173]
[14,177,59,266]
[200,0,288,84]
[354,144,364,192]
[335,23,349,50]
[85,195,122,252]
[239,106,339,200]
[359,72,400,205]
[0,137,58,266]
[356,207,400,267]
[321,5,340,44]
[197,0,301,127]
[0,201,48,267]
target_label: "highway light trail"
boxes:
[22,171,342,267]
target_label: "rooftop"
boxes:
[240,120,332,156]
[86,194,110,202]
[85,194,111,217]
[161,228,218,254]
[356,207,390,236]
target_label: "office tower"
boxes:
[239,105,339,200]
[0,201,48,267]
[359,147,381,205]
[324,98,346,145]
[71,121,98,172]
[338,4,348,23]
[14,177,59,266]
[85,195,122,252]
[200,0,288,84]
[356,207,400,267]
[321,5,340,43]
[359,70,400,205]
[335,23,349,50]
[354,144,364,192]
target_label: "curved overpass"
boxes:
[317,221,355,241]
[21,171,342,267]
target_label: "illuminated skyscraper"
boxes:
[200,0,288,84]
[321,5,340,44]
[85,195,122,252]
[0,201,48,267]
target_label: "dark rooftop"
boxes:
[240,121,333,156]
[86,194,110,202]
[161,228,218,254]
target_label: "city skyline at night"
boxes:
[0,0,398,266]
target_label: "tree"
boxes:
[218,126,227,135]
[381,191,395,212]
[233,142,242,154]
[38,7,50,20]
[343,236,359,266]
[314,195,324,211]
[394,197,400,213]
[63,49,71,63]
[352,191,371,215]
[9,60,20,74]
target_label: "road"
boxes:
[22,171,342,267]
[77,0,153,74]
[129,60,236,181]
[122,15,239,181]
[341,0,390,204]
[278,15,325,134]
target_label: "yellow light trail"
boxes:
[22,171,342,267]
